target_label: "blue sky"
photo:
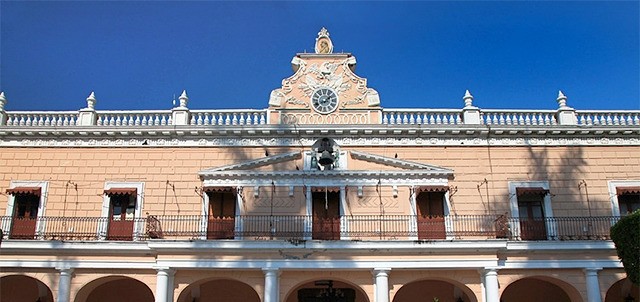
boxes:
[1,1,639,111]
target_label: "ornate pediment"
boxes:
[198,149,454,184]
[268,28,381,124]
[349,150,454,174]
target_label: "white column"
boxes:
[263,268,280,302]
[585,268,603,302]
[373,268,391,302]
[56,268,74,302]
[482,269,499,302]
[155,268,175,302]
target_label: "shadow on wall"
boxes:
[526,145,600,216]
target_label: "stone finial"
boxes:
[179,90,188,107]
[463,90,474,107]
[557,90,568,108]
[0,92,6,111]
[315,27,333,54]
[86,92,96,110]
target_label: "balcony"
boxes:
[0,215,619,242]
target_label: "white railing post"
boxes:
[172,90,191,125]
[78,92,98,126]
[0,92,7,126]
[556,91,577,125]
[462,90,481,124]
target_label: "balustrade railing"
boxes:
[2,107,639,128]
[480,109,558,126]
[382,109,462,125]
[0,215,619,242]
[576,110,640,126]
[5,111,79,127]
[96,110,173,126]
[189,109,267,126]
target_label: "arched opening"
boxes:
[393,279,476,302]
[74,276,154,302]
[176,278,260,302]
[501,277,577,302]
[284,279,369,302]
[0,275,54,302]
[605,278,639,302]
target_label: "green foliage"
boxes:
[611,210,640,285]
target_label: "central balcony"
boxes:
[0,215,619,242]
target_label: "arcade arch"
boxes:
[176,278,261,302]
[284,278,370,302]
[74,275,154,302]
[392,279,477,302]
[0,274,54,302]
[501,276,580,302]
[605,278,639,302]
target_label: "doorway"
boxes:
[416,191,446,239]
[312,190,341,240]
[207,190,236,239]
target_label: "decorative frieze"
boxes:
[1,133,639,148]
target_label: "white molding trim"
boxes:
[0,257,623,271]
[607,180,640,216]
[304,186,312,240]
[2,134,639,148]
[235,186,244,239]
[100,182,145,240]
[339,186,348,239]
[350,150,454,172]
[200,151,301,173]
[200,171,452,187]
[3,180,49,239]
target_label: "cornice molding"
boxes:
[201,151,302,173]
[200,170,452,186]
[350,150,455,172]
[0,125,638,147]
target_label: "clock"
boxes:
[311,88,339,114]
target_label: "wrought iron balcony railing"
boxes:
[0,215,620,242]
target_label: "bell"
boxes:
[318,150,335,166]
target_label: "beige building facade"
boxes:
[1,28,639,302]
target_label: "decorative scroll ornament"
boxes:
[298,60,353,97]
[315,27,333,54]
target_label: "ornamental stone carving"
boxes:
[268,28,381,124]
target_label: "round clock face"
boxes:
[311,88,339,114]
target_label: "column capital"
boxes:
[584,267,603,273]
[480,268,499,275]
[372,268,391,275]
[56,267,74,274]
[155,267,175,276]
[262,267,281,276]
